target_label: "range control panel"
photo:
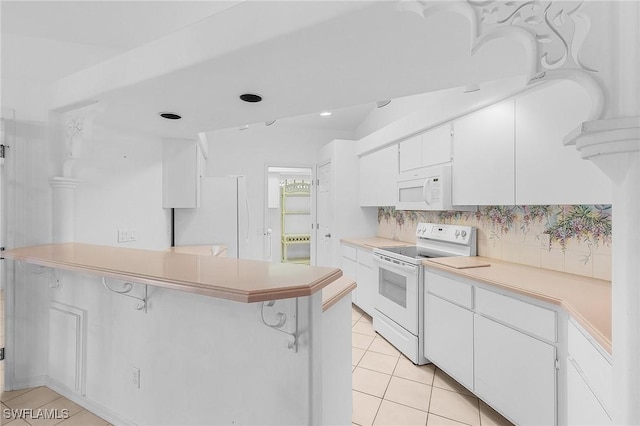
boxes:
[416,222,475,245]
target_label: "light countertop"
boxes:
[4,243,343,303]
[341,237,413,249]
[425,256,612,353]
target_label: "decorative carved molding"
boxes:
[399,1,604,118]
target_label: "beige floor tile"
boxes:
[353,347,366,366]
[373,400,428,426]
[2,418,31,426]
[3,387,61,411]
[352,321,376,337]
[352,306,364,321]
[57,410,108,426]
[353,333,375,350]
[479,400,514,426]
[358,351,399,375]
[384,376,432,412]
[393,358,435,385]
[352,367,392,398]
[358,314,373,325]
[1,388,33,403]
[368,336,401,358]
[352,390,382,426]
[432,369,474,397]
[28,396,85,426]
[429,387,480,426]
[427,413,469,426]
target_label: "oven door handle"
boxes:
[374,256,419,274]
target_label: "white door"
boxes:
[316,161,333,267]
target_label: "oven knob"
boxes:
[455,230,460,238]
[461,230,467,238]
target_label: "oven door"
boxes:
[373,254,420,334]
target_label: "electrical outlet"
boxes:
[131,367,140,388]
[118,229,137,243]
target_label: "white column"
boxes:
[50,177,80,243]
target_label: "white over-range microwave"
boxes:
[396,164,474,211]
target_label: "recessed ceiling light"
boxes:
[463,84,481,93]
[376,100,391,108]
[239,125,249,131]
[265,120,276,126]
[159,112,181,120]
[320,111,332,117]
[240,93,263,103]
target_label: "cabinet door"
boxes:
[340,247,358,304]
[452,100,515,205]
[566,358,612,425]
[359,145,398,206]
[421,124,452,168]
[474,314,556,426]
[398,134,422,173]
[163,139,201,208]
[356,250,376,317]
[515,81,611,204]
[424,294,473,390]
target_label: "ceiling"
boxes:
[1,1,529,137]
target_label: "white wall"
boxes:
[205,124,352,260]
[73,122,171,250]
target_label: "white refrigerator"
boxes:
[173,176,249,259]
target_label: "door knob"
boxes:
[325,233,332,238]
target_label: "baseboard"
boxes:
[4,375,47,391]
[46,378,136,426]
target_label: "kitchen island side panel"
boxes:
[40,269,329,425]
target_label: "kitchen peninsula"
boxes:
[3,243,354,425]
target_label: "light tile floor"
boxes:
[351,304,514,426]
[1,387,109,426]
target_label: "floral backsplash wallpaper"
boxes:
[377,205,612,281]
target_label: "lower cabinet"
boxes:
[340,244,377,317]
[566,320,612,425]
[474,314,557,426]
[424,293,473,390]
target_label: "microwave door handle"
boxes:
[423,178,432,206]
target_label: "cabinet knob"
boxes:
[325,233,332,238]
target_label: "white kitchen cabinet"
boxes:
[515,81,611,204]
[398,124,452,178]
[355,249,376,316]
[424,293,473,390]
[340,244,377,316]
[359,144,398,206]
[567,358,612,425]
[567,320,612,421]
[163,138,202,208]
[452,100,515,205]
[474,314,556,426]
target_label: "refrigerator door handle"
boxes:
[245,196,251,241]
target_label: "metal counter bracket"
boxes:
[102,277,148,313]
[260,300,298,352]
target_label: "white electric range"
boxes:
[372,222,477,364]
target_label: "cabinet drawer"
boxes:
[425,270,472,309]
[568,320,612,414]
[475,287,556,342]
[341,244,357,261]
[357,249,375,269]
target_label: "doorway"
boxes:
[0,109,15,392]
[265,166,314,264]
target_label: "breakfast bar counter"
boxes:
[3,243,353,425]
[3,243,343,303]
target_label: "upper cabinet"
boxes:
[359,144,398,207]
[163,138,202,208]
[452,100,516,205]
[399,124,452,178]
[515,82,611,205]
